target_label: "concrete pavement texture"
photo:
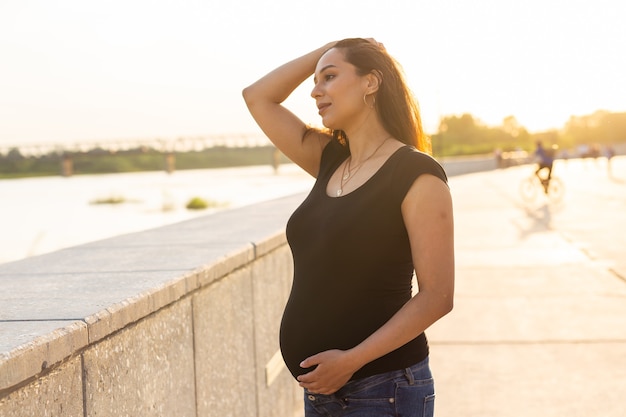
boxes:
[427,156,626,417]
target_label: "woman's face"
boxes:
[311,48,370,130]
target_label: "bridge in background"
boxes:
[0,133,272,157]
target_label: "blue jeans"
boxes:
[303,357,435,417]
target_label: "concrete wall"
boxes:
[0,195,306,417]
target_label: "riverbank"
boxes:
[0,145,286,179]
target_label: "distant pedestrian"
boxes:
[243,38,454,417]
[604,145,615,175]
[494,148,503,168]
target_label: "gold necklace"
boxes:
[336,136,391,196]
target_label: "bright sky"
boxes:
[1,0,625,145]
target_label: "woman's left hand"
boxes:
[296,349,359,395]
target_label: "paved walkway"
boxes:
[428,156,626,416]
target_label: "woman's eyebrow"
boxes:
[313,64,337,83]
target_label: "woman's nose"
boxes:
[311,84,321,98]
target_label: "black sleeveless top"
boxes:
[281,139,448,380]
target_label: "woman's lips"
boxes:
[317,103,330,115]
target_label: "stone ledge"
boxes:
[0,193,304,394]
[0,321,87,392]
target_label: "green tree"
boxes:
[432,114,531,157]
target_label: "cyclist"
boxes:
[534,141,557,193]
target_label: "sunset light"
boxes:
[1,0,624,144]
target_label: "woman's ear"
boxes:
[365,70,383,94]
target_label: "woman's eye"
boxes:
[325,74,335,81]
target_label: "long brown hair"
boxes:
[331,38,431,154]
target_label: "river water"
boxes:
[0,164,315,265]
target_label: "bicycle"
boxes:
[519,173,565,204]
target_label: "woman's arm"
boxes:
[242,42,335,177]
[297,174,455,394]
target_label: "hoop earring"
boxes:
[363,93,376,109]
